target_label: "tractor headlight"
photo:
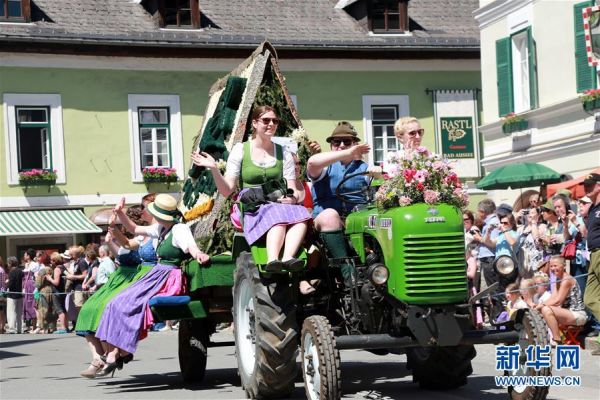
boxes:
[368,263,389,286]
[494,256,515,276]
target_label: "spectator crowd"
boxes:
[464,173,600,352]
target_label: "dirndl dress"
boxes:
[75,239,157,336]
[95,225,189,354]
[22,271,36,320]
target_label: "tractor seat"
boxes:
[149,295,191,308]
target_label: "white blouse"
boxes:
[224,142,295,181]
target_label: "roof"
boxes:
[0,0,480,52]
[0,209,102,237]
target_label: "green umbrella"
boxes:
[476,162,562,190]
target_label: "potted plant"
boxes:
[501,113,528,134]
[18,169,57,186]
[580,89,600,111]
[142,167,178,184]
[375,147,469,210]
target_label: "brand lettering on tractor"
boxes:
[368,215,377,229]
[424,217,446,223]
[427,207,440,216]
[380,218,392,228]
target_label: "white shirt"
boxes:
[224,142,295,181]
[169,224,197,253]
[96,257,115,285]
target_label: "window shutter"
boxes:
[527,27,539,109]
[496,37,514,117]
[574,1,597,92]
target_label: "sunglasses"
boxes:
[331,138,355,146]
[501,221,510,225]
[406,128,425,137]
[258,117,279,125]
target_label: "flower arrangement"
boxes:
[501,112,528,134]
[375,147,469,210]
[580,89,600,111]
[18,169,57,185]
[142,167,178,183]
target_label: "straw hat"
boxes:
[147,194,181,222]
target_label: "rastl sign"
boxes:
[440,117,474,159]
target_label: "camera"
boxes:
[522,209,529,215]
[469,229,479,235]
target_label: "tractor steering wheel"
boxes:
[335,171,374,206]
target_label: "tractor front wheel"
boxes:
[301,316,341,400]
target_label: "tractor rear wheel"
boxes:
[233,252,298,399]
[407,344,476,389]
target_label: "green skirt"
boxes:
[75,264,154,336]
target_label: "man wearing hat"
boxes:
[581,173,600,354]
[306,121,381,284]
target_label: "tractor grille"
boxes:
[401,233,468,301]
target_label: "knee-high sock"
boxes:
[319,229,353,279]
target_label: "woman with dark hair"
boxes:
[47,252,68,334]
[192,105,310,272]
[34,253,55,333]
[481,212,519,258]
[22,248,38,333]
[95,194,209,377]
[76,193,159,378]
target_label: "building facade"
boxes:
[1,0,482,258]
[474,0,600,205]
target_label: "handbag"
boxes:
[561,240,577,260]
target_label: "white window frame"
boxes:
[3,94,66,185]
[362,95,410,165]
[512,30,530,114]
[127,94,184,182]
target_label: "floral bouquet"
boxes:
[142,167,178,183]
[375,147,468,210]
[18,169,57,185]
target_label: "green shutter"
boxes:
[574,1,596,92]
[527,27,539,109]
[496,37,514,117]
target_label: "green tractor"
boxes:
[230,172,550,400]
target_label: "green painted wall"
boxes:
[1,66,480,198]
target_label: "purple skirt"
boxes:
[243,203,311,244]
[95,263,177,354]
[22,274,36,320]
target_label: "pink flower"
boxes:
[424,190,440,204]
[398,195,412,206]
[416,182,425,191]
[414,169,429,183]
[416,146,430,155]
[432,161,446,171]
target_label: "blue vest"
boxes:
[311,160,368,217]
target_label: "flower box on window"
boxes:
[581,89,600,111]
[18,169,57,186]
[501,113,528,134]
[142,167,178,183]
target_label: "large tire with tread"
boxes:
[507,309,550,400]
[407,344,476,389]
[233,252,298,399]
[301,316,342,400]
[178,318,209,383]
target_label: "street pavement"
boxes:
[1,330,599,400]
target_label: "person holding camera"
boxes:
[517,207,545,277]
[471,199,502,319]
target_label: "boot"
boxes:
[319,230,354,281]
